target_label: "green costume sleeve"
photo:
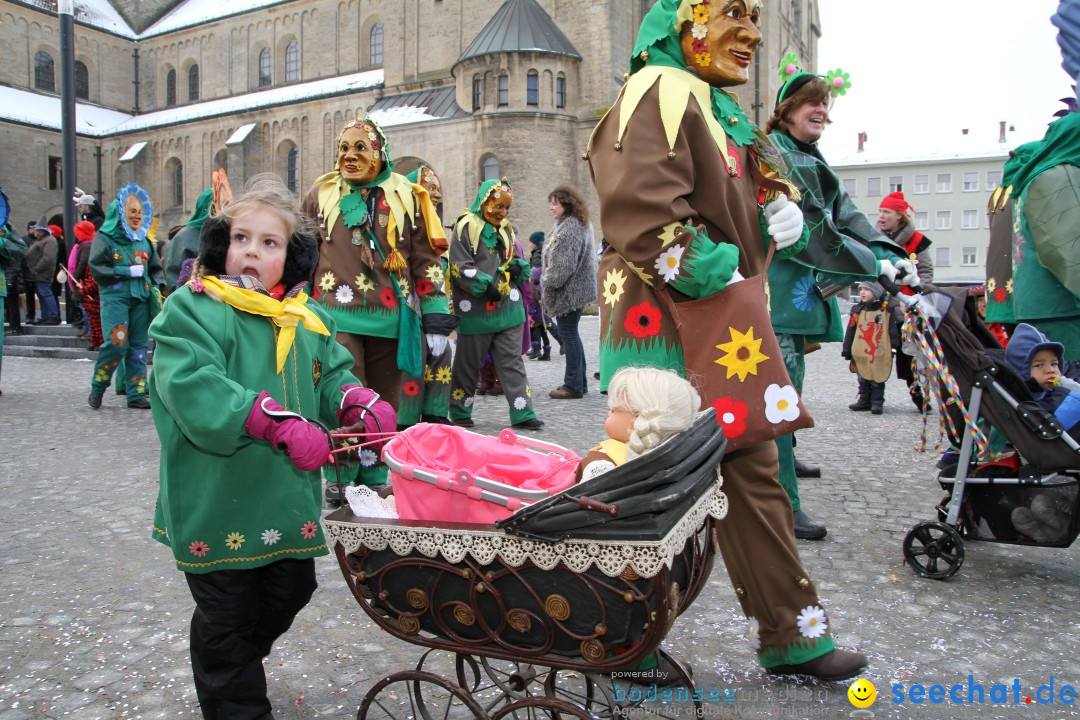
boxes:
[88,234,117,284]
[0,225,27,265]
[1024,163,1080,298]
[148,239,165,288]
[668,223,740,298]
[507,257,531,286]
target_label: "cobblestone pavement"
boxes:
[1,316,1078,719]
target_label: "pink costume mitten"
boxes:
[244,391,330,471]
[338,384,397,452]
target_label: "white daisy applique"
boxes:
[509,288,520,302]
[796,606,827,639]
[335,285,355,304]
[261,529,282,546]
[459,299,473,313]
[360,449,378,467]
[747,617,761,650]
[654,245,685,283]
[463,268,478,279]
[513,396,527,410]
[764,384,801,424]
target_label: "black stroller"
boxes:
[898,287,1080,580]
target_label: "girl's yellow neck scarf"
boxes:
[199,276,330,372]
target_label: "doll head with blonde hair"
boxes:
[605,367,702,460]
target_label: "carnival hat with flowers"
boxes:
[775,52,850,108]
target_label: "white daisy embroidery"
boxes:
[509,288,521,303]
[654,245,685,283]
[463,268,478,279]
[459,299,473,313]
[747,617,761,650]
[360,449,378,467]
[691,23,708,40]
[764,384,801,424]
[513,396,527,410]
[261,529,282,546]
[335,285,354,304]
[796,606,828,639]
[464,396,474,407]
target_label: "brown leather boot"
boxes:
[767,649,868,682]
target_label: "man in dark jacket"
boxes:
[23,218,59,324]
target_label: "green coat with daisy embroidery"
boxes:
[448,211,529,335]
[148,282,360,573]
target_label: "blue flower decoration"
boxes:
[115,182,153,242]
[792,275,816,312]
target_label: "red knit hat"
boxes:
[48,224,63,239]
[74,220,96,241]
[879,191,913,214]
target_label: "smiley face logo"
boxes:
[848,678,876,708]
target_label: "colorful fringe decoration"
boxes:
[383,249,407,273]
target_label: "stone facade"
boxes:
[1,0,820,237]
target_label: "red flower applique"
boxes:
[993,287,1007,303]
[301,521,319,539]
[377,195,391,211]
[712,397,748,439]
[189,540,209,557]
[486,300,497,311]
[692,38,707,54]
[416,279,434,296]
[623,302,662,339]
[381,288,396,307]
[403,381,420,397]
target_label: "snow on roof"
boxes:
[142,0,289,36]
[369,105,444,128]
[226,123,256,144]
[119,141,146,161]
[0,70,383,137]
[17,0,136,38]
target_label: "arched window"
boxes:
[526,70,539,107]
[34,51,55,92]
[285,41,299,82]
[482,156,499,181]
[287,146,300,193]
[188,64,200,101]
[166,69,177,106]
[259,48,272,87]
[369,23,384,66]
[472,75,483,111]
[556,74,566,109]
[74,61,89,99]
[172,160,184,207]
[497,75,508,107]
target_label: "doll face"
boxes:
[1030,349,1061,389]
[680,0,762,88]
[482,189,513,226]
[877,208,904,233]
[224,204,290,288]
[337,126,382,185]
[124,195,144,232]
[420,169,443,206]
[605,407,635,444]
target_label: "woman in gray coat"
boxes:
[541,186,597,399]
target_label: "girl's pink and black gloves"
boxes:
[337,384,397,452]
[244,391,331,471]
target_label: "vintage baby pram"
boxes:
[322,410,728,720]
[896,286,1080,580]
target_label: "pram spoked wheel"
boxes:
[903,522,965,580]
[358,669,487,720]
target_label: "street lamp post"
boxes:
[58,0,77,248]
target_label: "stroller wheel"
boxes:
[903,522,965,580]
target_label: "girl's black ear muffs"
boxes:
[197,215,231,277]
[282,226,320,290]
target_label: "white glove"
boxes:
[129,264,145,278]
[727,268,745,285]
[763,195,804,249]
[426,333,448,356]
[895,258,920,287]
[878,258,898,283]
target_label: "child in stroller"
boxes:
[1003,323,1080,439]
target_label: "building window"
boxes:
[866,177,881,197]
[74,61,89,100]
[963,171,978,191]
[913,174,929,194]
[166,69,177,106]
[962,209,978,229]
[287,146,299,194]
[472,76,483,111]
[842,178,856,196]
[914,211,928,230]
[888,176,902,192]
[497,75,509,107]
[526,70,539,107]
[34,51,55,92]
[172,161,184,207]
[935,247,951,267]
[188,64,200,101]
[48,155,62,190]
[259,48,272,87]
[936,210,951,230]
[482,156,499,181]
[962,246,978,266]
[369,23,384,66]
[285,41,300,82]
[556,75,566,108]
[937,173,952,192]
[987,170,1002,190]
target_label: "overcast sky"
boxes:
[813,0,1075,159]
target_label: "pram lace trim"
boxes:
[323,479,728,578]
